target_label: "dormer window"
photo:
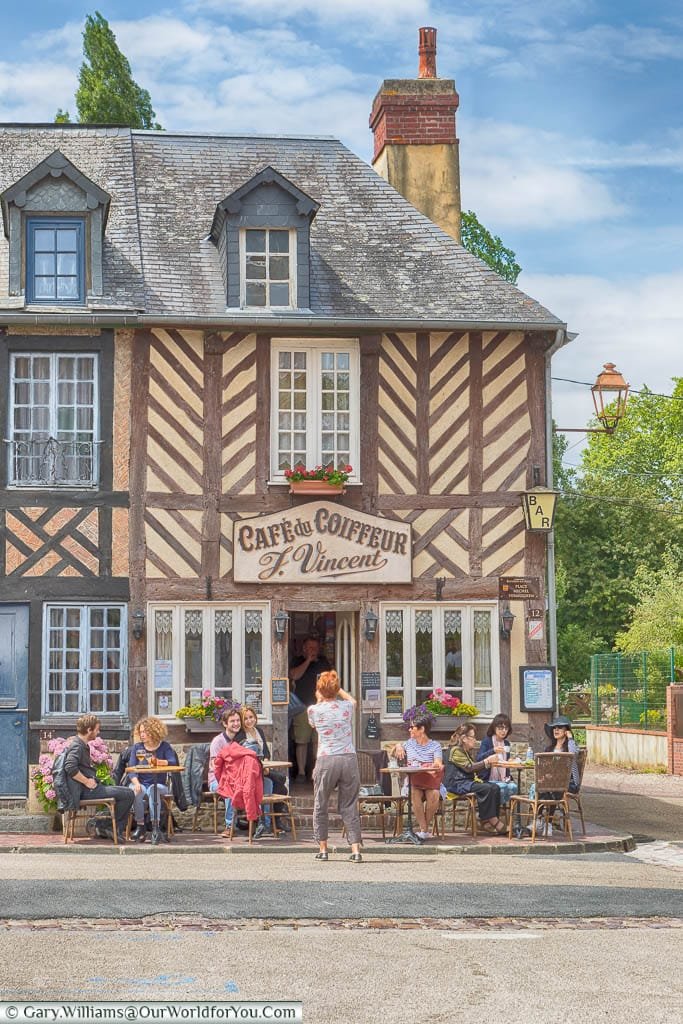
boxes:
[1,150,110,307]
[211,166,319,311]
[242,228,295,308]
[27,218,85,304]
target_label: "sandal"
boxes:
[494,821,507,834]
[481,822,497,834]
[221,829,232,838]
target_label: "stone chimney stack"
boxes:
[369,27,461,241]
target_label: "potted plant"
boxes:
[176,690,241,732]
[284,463,352,496]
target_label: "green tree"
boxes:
[615,552,683,654]
[55,12,161,129]
[553,379,683,656]
[461,210,521,283]
[54,109,72,123]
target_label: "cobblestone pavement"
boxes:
[1,914,681,931]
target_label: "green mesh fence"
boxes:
[591,648,676,731]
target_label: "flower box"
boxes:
[179,718,221,734]
[431,715,469,732]
[288,480,345,496]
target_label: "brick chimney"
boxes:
[369,27,461,241]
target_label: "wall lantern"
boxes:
[273,610,289,642]
[500,605,515,640]
[364,609,379,642]
[131,609,145,641]
[520,486,559,532]
[557,362,630,435]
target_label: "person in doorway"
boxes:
[127,716,179,842]
[289,635,331,782]
[208,707,243,837]
[307,670,363,862]
[63,714,134,843]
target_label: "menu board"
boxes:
[270,677,290,706]
[386,691,404,715]
[519,666,556,712]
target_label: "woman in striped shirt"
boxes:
[393,715,444,840]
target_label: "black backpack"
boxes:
[53,743,80,812]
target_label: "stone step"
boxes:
[0,814,54,834]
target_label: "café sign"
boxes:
[233,501,412,584]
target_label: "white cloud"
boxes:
[460,119,625,228]
[0,62,76,120]
[186,0,429,25]
[521,271,683,437]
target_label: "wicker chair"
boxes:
[508,752,574,841]
[191,788,223,834]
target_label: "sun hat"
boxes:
[544,714,572,738]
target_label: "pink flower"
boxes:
[45,789,56,800]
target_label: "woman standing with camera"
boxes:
[307,670,363,863]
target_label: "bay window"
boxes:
[380,604,498,719]
[149,604,270,718]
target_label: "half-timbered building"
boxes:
[0,41,570,799]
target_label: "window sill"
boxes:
[31,715,130,730]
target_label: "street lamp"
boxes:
[557,362,630,434]
[273,610,289,642]
[520,486,559,532]
[500,605,515,640]
[364,609,379,642]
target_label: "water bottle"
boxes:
[525,744,534,763]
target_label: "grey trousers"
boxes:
[312,753,361,845]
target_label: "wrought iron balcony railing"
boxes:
[5,436,99,486]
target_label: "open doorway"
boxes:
[287,609,358,781]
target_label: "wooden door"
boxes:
[0,604,29,796]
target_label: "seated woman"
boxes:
[527,715,581,836]
[127,716,179,842]
[444,723,506,834]
[477,713,518,808]
[236,705,275,839]
[393,715,444,841]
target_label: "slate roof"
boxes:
[0,125,562,326]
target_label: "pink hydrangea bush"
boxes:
[31,735,114,813]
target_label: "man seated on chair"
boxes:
[63,714,134,843]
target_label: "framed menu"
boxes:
[270,677,290,706]
[519,666,556,712]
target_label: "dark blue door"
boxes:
[0,605,29,796]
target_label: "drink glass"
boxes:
[136,750,146,764]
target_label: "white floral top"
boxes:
[307,700,356,756]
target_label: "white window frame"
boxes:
[379,602,500,722]
[42,603,127,718]
[8,351,99,488]
[239,228,297,309]
[147,602,272,722]
[270,338,360,482]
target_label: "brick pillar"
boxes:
[667,684,683,775]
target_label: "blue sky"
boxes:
[1,1,681,439]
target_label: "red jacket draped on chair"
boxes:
[214,744,264,821]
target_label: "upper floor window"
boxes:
[241,228,294,308]
[270,340,360,480]
[8,352,98,487]
[43,604,126,716]
[26,218,85,305]
[380,604,498,720]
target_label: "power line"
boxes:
[558,489,683,516]
[552,376,683,401]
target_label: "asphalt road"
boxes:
[1,871,681,920]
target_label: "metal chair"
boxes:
[63,798,118,846]
[508,753,574,842]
